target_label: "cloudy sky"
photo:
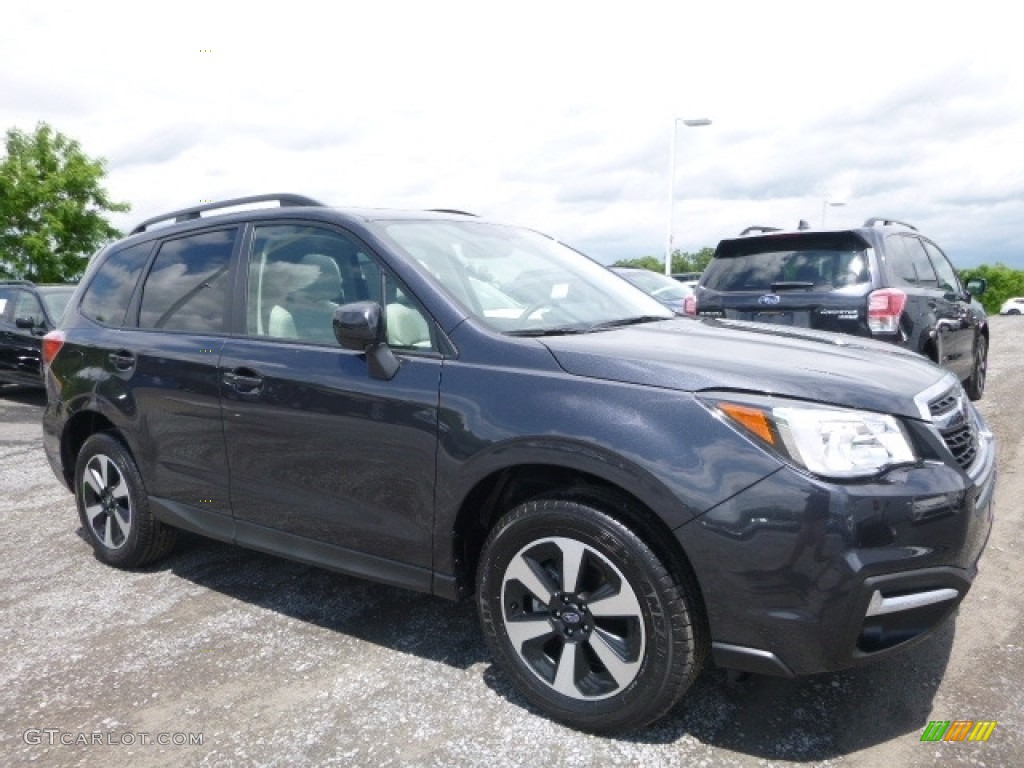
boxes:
[3,1,1022,268]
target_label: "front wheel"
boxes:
[965,334,988,401]
[74,432,177,568]
[477,499,705,733]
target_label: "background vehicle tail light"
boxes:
[867,288,906,333]
[684,295,697,316]
[42,330,65,367]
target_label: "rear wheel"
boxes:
[477,499,704,733]
[965,334,988,401]
[74,432,177,568]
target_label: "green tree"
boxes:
[613,247,714,274]
[0,122,129,282]
[960,263,1024,315]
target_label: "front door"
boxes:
[220,223,442,571]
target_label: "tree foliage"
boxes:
[613,247,714,274]
[0,122,129,282]
[959,263,1024,315]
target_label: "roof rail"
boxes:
[863,217,918,231]
[130,194,325,235]
[739,225,782,236]
[426,208,478,217]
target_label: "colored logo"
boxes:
[920,720,996,742]
[758,294,781,306]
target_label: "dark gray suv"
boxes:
[42,196,996,732]
[691,218,990,400]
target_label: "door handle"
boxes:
[108,350,135,370]
[224,369,264,393]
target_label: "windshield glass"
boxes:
[40,288,75,323]
[614,269,692,300]
[375,220,671,333]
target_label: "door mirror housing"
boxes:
[965,278,987,297]
[333,302,399,380]
[15,316,39,330]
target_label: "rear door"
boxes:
[882,234,964,369]
[219,222,442,575]
[922,238,977,378]
[698,233,872,334]
[116,227,239,520]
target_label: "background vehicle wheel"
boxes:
[965,334,988,401]
[74,432,177,568]
[477,498,705,733]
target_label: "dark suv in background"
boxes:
[690,218,990,399]
[41,196,995,732]
[0,280,75,388]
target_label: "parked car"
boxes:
[0,280,75,388]
[42,196,996,733]
[610,266,693,314]
[690,218,990,400]
[1000,297,1024,315]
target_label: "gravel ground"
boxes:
[1,315,1021,767]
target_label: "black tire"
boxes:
[74,432,177,568]
[477,499,705,733]
[965,334,988,401]
[1008,309,1021,315]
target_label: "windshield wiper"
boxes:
[770,281,814,291]
[506,325,592,337]
[586,315,671,331]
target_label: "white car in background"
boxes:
[1000,297,1024,315]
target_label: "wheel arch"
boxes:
[60,409,120,487]
[449,463,708,630]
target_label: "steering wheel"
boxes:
[518,302,554,320]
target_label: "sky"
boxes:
[2,1,1022,268]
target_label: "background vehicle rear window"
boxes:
[705,237,869,292]
[79,242,152,326]
[139,230,235,332]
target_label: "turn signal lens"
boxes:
[719,403,777,445]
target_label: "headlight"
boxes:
[710,399,916,479]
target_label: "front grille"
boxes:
[927,387,978,471]
[928,393,958,417]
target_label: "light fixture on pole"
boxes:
[665,117,712,275]
[821,198,845,227]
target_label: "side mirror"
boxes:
[333,302,399,380]
[965,278,986,297]
[15,316,38,329]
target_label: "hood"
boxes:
[540,317,947,420]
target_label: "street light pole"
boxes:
[821,199,845,227]
[665,117,712,275]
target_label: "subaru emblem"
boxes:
[758,294,781,306]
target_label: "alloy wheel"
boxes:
[501,536,646,700]
[81,454,133,550]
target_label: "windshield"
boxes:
[614,269,693,300]
[40,288,75,324]
[375,220,671,333]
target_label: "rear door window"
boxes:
[139,229,236,332]
[921,240,961,294]
[885,235,937,288]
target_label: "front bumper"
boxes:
[678,415,996,677]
